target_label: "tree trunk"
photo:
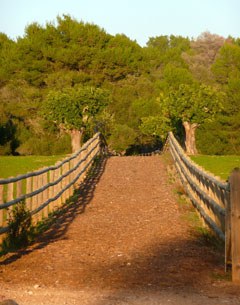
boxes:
[70,128,84,153]
[183,121,198,155]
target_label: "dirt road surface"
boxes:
[0,156,240,304]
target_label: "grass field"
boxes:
[0,155,66,179]
[1,154,239,182]
[190,155,240,181]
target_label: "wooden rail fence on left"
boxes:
[0,132,102,240]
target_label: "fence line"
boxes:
[0,132,102,235]
[168,132,229,240]
[168,132,240,282]
[168,131,233,275]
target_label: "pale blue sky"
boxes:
[0,0,239,46]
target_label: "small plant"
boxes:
[1,201,33,253]
[174,183,186,196]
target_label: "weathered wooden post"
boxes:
[65,161,71,199]
[32,175,39,224]
[49,170,55,214]
[7,179,14,219]
[0,183,4,243]
[56,163,62,207]
[225,190,231,272]
[69,159,74,197]
[230,168,240,283]
[42,170,49,218]
[0,183,3,228]
[38,172,43,221]
[26,176,32,211]
[61,162,68,203]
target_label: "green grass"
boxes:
[190,155,240,181]
[0,155,66,179]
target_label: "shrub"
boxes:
[16,134,71,155]
[1,201,33,253]
[109,124,137,154]
[0,142,12,155]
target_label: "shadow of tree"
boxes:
[0,156,108,265]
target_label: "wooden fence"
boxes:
[0,132,102,238]
[168,131,240,282]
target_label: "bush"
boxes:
[196,119,240,155]
[1,201,33,253]
[109,124,137,154]
[16,134,71,155]
[0,142,12,155]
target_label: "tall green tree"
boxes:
[43,86,110,152]
[182,32,225,84]
[164,84,224,154]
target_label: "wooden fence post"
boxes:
[42,170,49,218]
[225,190,231,272]
[26,176,32,211]
[62,162,70,203]
[49,170,55,214]
[0,183,4,243]
[53,166,59,209]
[69,159,74,197]
[32,175,39,224]
[56,163,62,207]
[7,179,14,220]
[0,184,3,228]
[77,151,84,186]
[230,168,240,283]
[65,161,71,199]
[38,172,44,221]
[16,180,22,201]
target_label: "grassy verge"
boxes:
[165,153,224,250]
[190,155,240,181]
[165,152,231,281]
[0,155,66,179]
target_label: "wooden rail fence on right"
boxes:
[168,131,240,283]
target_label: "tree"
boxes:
[109,124,137,154]
[145,35,190,72]
[43,86,110,152]
[165,84,224,154]
[212,41,240,85]
[0,33,16,86]
[97,34,144,81]
[207,41,240,154]
[182,32,225,84]
[139,115,171,140]
[161,63,194,90]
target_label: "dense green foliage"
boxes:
[43,87,110,130]
[0,15,239,155]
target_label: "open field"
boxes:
[1,154,240,182]
[190,155,240,181]
[0,155,66,179]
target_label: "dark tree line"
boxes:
[0,15,240,155]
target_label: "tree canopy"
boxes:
[43,86,110,152]
[0,15,239,155]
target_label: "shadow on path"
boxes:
[73,235,225,290]
[82,237,234,305]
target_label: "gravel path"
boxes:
[0,156,239,304]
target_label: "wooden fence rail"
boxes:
[168,131,240,282]
[0,132,102,236]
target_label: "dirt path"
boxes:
[0,156,240,305]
